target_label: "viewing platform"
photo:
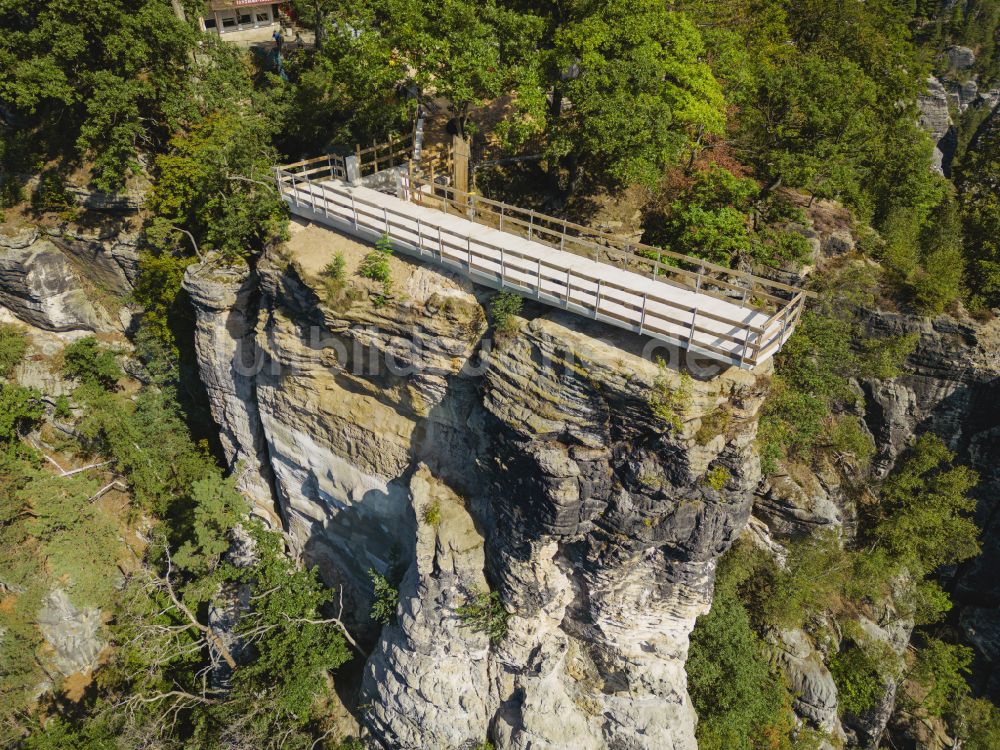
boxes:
[274,155,812,369]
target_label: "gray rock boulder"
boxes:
[44,223,141,291]
[755,470,846,537]
[0,225,39,250]
[917,77,957,175]
[772,629,845,739]
[822,228,855,256]
[36,589,105,678]
[945,45,975,70]
[0,234,114,331]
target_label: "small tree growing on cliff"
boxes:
[62,337,123,390]
[648,359,692,432]
[360,233,393,305]
[321,252,348,301]
[489,291,523,335]
[323,252,346,282]
[369,569,399,626]
[869,433,980,579]
[0,323,28,378]
[456,589,510,643]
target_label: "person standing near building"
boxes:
[272,29,283,51]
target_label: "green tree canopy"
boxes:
[687,545,817,750]
[957,109,1000,309]
[546,0,725,189]
[0,0,196,190]
[872,432,980,577]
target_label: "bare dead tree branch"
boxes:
[280,586,363,654]
[167,224,206,263]
[89,480,129,502]
[62,459,114,477]
[227,173,279,191]
[161,548,239,670]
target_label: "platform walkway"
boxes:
[275,164,809,369]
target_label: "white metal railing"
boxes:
[274,168,807,368]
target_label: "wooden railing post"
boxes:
[740,326,753,368]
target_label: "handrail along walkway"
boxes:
[274,161,812,369]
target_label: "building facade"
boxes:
[200,1,282,39]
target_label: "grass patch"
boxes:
[696,406,731,445]
[704,466,730,491]
[422,500,442,527]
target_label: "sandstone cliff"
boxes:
[752,305,1000,748]
[184,219,772,748]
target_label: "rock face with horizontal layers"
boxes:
[43,222,141,291]
[483,314,766,750]
[0,220,138,333]
[182,259,279,526]
[186,221,772,749]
